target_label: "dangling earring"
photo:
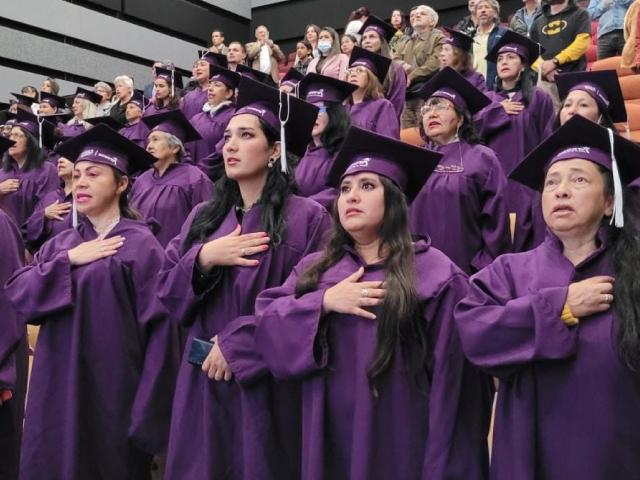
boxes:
[268,157,277,168]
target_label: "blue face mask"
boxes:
[318,40,332,54]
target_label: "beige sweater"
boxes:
[622,0,640,69]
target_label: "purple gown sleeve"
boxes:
[375,100,400,139]
[5,246,73,325]
[470,151,511,272]
[308,187,337,211]
[253,257,329,380]
[37,164,60,201]
[191,175,215,206]
[532,89,555,141]
[22,194,70,254]
[128,239,180,455]
[475,98,510,139]
[421,273,490,479]
[386,62,407,121]
[454,259,578,379]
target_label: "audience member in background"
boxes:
[60,87,101,139]
[209,29,228,55]
[226,41,248,72]
[341,34,359,58]
[307,27,349,80]
[21,86,39,114]
[305,24,322,58]
[345,6,370,40]
[11,94,37,114]
[473,0,507,90]
[144,67,182,117]
[588,0,633,60]
[109,75,135,124]
[246,25,286,85]
[143,61,172,99]
[279,68,304,94]
[93,81,113,117]
[622,0,640,71]
[456,0,479,36]
[41,78,60,96]
[389,9,410,55]
[293,39,313,74]
[530,0,592,110]
[359,15,407,120]
[347,46,399,138]
[394,5,445,128]
[510,0,542,37]
[440,27,488,91]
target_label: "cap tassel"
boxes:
[72,200,78,229]
[608,128,624,228]
[278,91,291,174]
[171,70,175,98]
[37,116,44,149]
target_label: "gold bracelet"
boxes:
[561,304,579,326]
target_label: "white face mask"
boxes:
[318,40,332,54]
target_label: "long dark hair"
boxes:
[494,66,535,107]
[603,171,640,371]
[112,169,141,220]
[295,176,428,398]
[185,119,294,248]
[418,99,484,145]
[2,127,46,172]
[319,102,351,155]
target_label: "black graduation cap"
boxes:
[199,50,228,69]
[40,91,67,110]
[441,26,474,53]
[235,64,276,87]
[556,70,627,124]
[298,73,357,104]
[11,93,36,107]
[328,126,442,201]
[14,110,57,149]
[0,136,14,156]
[0,111,16,125]
[348,46,391,83]
[141,109,202,143]
[209,64,241,90]
[280,68,305,89]
[485,30,544,65]
[125,89,146,110]
[55,124,155,176]
[85,116,125,130]
[358,15,396,43]
[40,111,73,124]
[510,114,640,190]
[155,67,184,90]
[234,76,319,158]
[74,87,103,105]
[418,67,491,115]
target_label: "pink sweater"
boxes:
[307,53,349,80]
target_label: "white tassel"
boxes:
[608,127,624,228]
[278,91,291,174]
[171,70,175,98]
[37,116,44,149]
[72,201,78,229]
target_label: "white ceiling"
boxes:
[199,0,291,19]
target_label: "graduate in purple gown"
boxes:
[187,64,238,176]
[131,109,214,247]
[279,67,304,94]
[254,126,492,480]
[358,15,407,120]
[22,156,74,253]
[346,47,400,139]
[295,73,355,209]
[412,67,510,274]
[477,30,554,252]
[57,87,102,139]
[440,27,488,92]
[143,66,182,117]
[159,77,330,480]
[118,90,151,149]
[37,91,67,117]
[181,51,228,120]
[0,138,27,480]
[5,125,179,480]
[0,110,58,228]
[455,115,640,480]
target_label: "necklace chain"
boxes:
[95,216,121,240]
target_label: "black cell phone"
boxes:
[187,337,214,366]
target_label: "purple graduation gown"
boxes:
[22,187,73,253]
[477,88,554,252]
[180,88,208,120]
[143,102,173,117]
[159,195,331,480]
[254,239,492,480]
[186,103,235,167]
[386,61,407,120]
[0,159,59,228]
[119,121,150,150]
[129,162,215,247]
[57,122,86,139]
[0,210,27,480]
[5,217,179,480]
[462,69,488,93]
[348,98,400,139]
[455,229,640,480]
[410,141,510,274]
[294,144,338,210]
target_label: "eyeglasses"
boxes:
[420,104,453,115]
[8,132,26,140]
[346,67,368,75]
